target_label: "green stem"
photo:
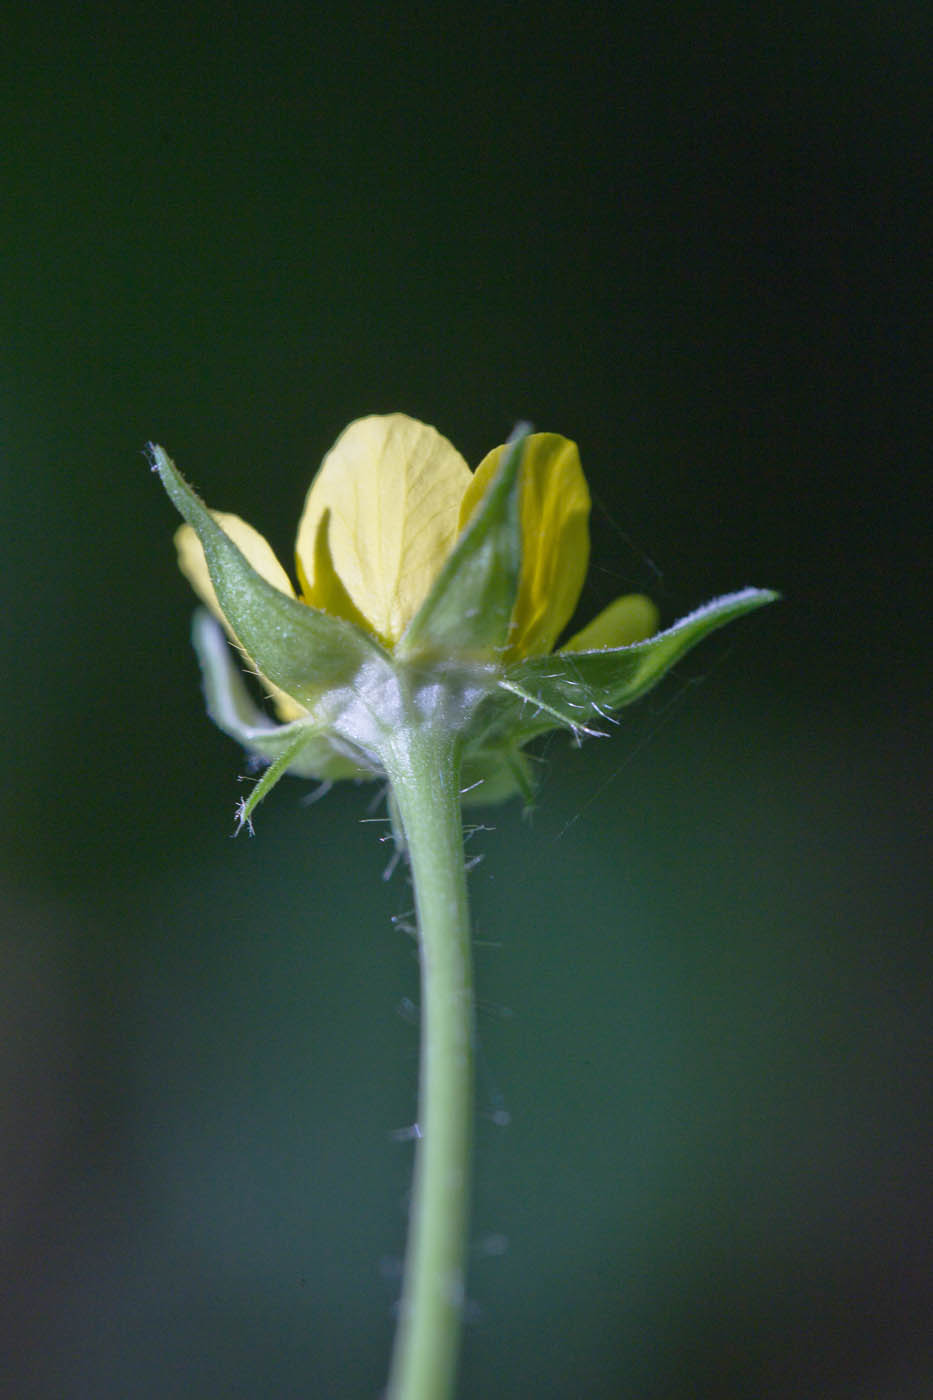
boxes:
[382,721,474,1400]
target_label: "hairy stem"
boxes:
[383,721,474,1400]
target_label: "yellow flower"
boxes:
[175,413,658,717]
[155,417,776,818]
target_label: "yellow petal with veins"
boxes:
[174,515,307,722]
[563,593,659,651]
[459,433,590,659]
[295,414,472,646]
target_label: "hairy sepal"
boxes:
[151,444,389,707]
[494,588,780,741]
[191,610,372,781]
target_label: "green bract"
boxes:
[151,421,777,827]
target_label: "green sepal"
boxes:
[397,429,527,659]
[150,444,389,707]
[233,730,328,834]
[496,587,780,740]
[191,610,373,782]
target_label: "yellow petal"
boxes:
[294,508,373,636]
[174,515,307,722]
[459,433,590,658]
[562,593,659,651]
[295,414,472,646]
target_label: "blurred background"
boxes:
[1,4,928,1396]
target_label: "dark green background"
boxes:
[2,5,928,1396]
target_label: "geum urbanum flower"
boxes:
[151,414,776,828]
